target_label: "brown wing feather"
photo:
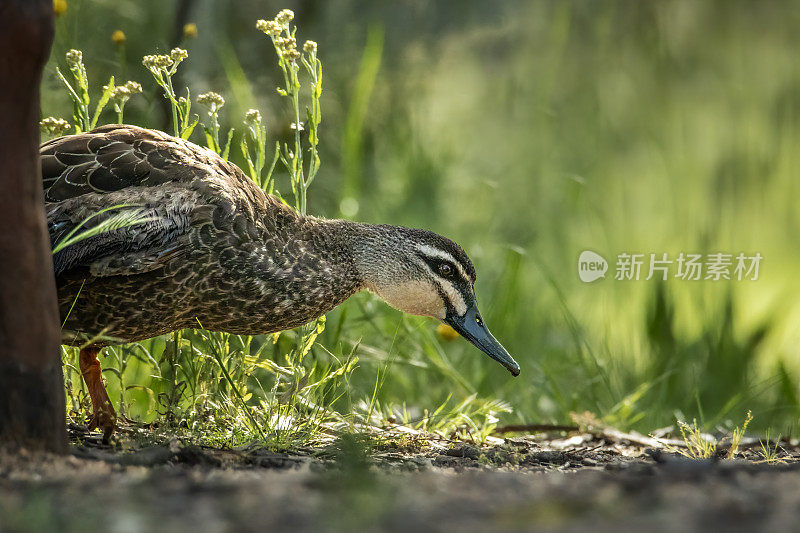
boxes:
[41,124,293,218]
[42,125,297,281]
[41,125,180,202]
[42,125,222,277]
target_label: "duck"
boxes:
[42,124,520,440]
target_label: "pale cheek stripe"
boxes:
[409,255,468,316]
[436,278,466,316]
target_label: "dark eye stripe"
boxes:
[433,283,456,316]
[415,251,472,285]
[413,251,473,313]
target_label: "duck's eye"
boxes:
[438,262,454,277]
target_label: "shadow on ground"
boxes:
[2,425,799,532]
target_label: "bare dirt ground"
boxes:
[2,424,800,532]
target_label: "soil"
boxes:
[2,424,800,532]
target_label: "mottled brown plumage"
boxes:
[44,125,364,343]
[42,124,519,439]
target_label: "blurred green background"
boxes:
[44,0,800,434]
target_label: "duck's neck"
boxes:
[314,218,403,291]
[221,217,406,334]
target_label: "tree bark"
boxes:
[0,0,66,452]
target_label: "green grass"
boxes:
[45,1,800,445]
[757,430,783,463]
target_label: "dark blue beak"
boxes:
[446,304,520,376]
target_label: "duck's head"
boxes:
[352,224,520,376]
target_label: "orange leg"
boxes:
[79,347,117,442]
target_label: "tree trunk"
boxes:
[0,0,66,452]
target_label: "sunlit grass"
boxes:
[53,8,510,448]
[757,430,783,464]
[658,411,752,460]
[46,1,800,443]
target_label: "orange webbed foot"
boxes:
[86,400,117,443]
[79,346,118,443]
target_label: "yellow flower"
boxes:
[40,117,71,136]
[109,82,142,103]
[197,91,225,113]
[436,323,460,342]
[183,23,198,39]
[125,81,142,93]
[244,109,262,127]
[303,40,317,54]
[53,0,67,16]
[65,49,82,68]
[275,9,294,25]
[142,54,172,70]
[256,19,281,37]
[170,47,188,63]
[111,30,126,45]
